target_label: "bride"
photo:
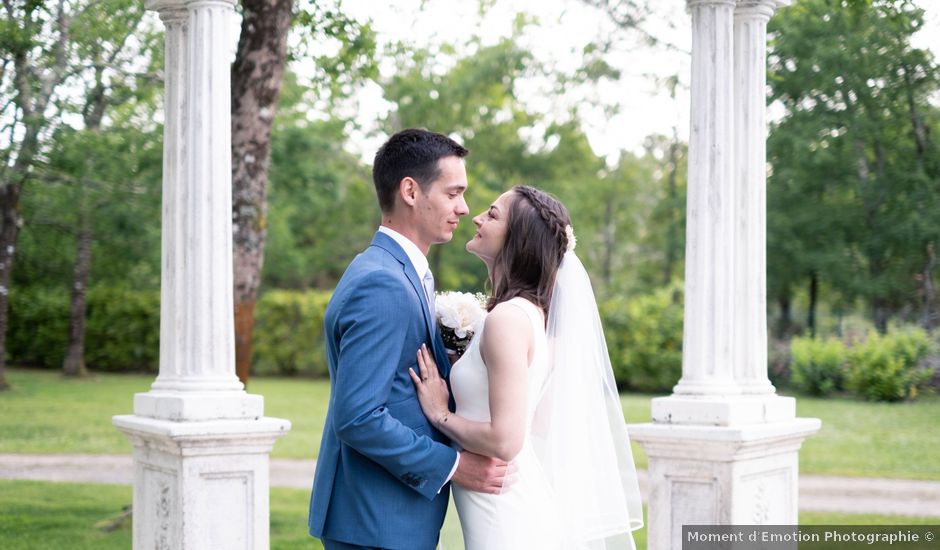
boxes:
[410,185,643,549]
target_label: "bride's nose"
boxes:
[472,214,483,227]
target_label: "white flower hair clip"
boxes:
[565,224,577,252]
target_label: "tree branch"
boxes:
[36,0,71,117]
[2,0,14,20]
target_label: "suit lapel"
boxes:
[371,232,450,378]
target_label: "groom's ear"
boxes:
[399,176,419,207]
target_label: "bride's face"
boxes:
[467,190,512,265]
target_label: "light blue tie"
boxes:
[422,270,436,315]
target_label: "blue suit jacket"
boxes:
[308,231,457,549]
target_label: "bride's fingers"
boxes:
[408,367,422,387]
[420,345,439,379]
[415,348,429,381]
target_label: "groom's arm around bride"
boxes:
[308,129,506,550]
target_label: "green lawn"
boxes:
[2,480,937,550]
[1,368,939,479]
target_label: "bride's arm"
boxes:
[410,303,531,462]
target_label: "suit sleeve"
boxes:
[329,271,458,500]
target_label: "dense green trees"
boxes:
[768,0,940,335]
[1,0,161,386]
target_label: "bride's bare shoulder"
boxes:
[479,301,533,364]
[483,301,533,338]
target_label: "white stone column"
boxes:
[140,0,255,419]
[629,2,819,549]
[671,0,739,399]
[114,2,290,548]
[734,0,777,395]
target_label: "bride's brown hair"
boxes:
[487,185,571,317]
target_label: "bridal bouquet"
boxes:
[435,291,487,358]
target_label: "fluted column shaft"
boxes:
[150,0,240,393]
[155,5,188,387]
[675,0,740,396]
[734,0,780,394]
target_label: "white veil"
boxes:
[530,251,644,549]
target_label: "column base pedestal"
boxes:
[113,414,291,550]
[628,418,820,550]
[134,390,264,421]
[652,394,796,426]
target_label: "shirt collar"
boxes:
[378,225,430,278]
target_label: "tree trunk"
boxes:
[62,202,92,378]
[231,0,293,387]
[62,57,109,379]
[0,0,75,390]
[0,125,34,391]
[776,292,793,339]
[901,62,928,173]
[872,296,890,334]
[807,271,818,338]
[0,184,20,391]
[923,242,936,330]
[234,299,257,384]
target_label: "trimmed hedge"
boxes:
[253,290,331,377]
[8,286,333,376]
[7,287,72,369]
[8,286,159,371]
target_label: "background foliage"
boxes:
[3,0,939,395]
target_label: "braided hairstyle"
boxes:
[487,185,571,317]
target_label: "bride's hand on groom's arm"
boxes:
[409,344,450,425]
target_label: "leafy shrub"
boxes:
[601,283,684,392]
[253,290,332,376]
[845,328,935,402]
[85,287,160,371]
[789,336,846,396]
[7,286,70,368]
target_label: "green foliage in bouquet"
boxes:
[789,336,847,396]
[845,328,935,402]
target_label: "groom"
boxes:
[308,129,508,549]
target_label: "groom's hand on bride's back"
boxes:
[451,450,516,494]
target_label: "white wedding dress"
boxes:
[446,252,643,550]
[449,297,563,550]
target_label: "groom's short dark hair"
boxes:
[372,128,469,213]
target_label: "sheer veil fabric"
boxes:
[531,251,644,549]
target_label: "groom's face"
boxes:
[413,155,470,249]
